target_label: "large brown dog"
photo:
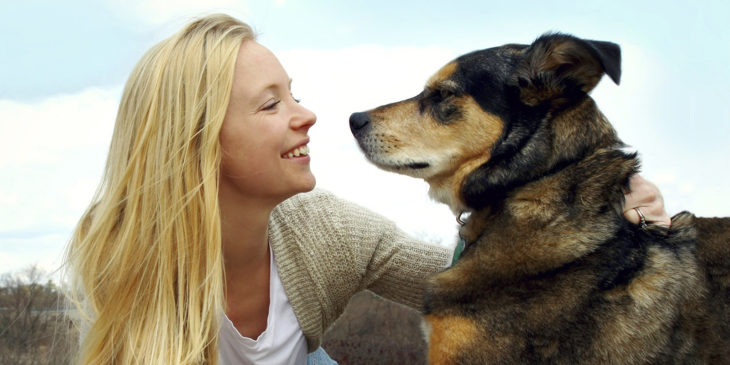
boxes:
[350,33,730,364]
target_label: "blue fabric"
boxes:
[306,347,338,365]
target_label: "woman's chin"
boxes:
[300,175,316,192]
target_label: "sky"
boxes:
[1,0,729,280]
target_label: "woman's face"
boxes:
[219,40,317,204]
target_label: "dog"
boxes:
[350,33,730,364]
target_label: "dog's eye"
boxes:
[419,88,459,119]
[428,88,453,104]
[438,103,460,123]
[440,89,453,100]
[431,90,461,123]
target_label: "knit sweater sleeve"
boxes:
[308,189,449,305]
[269,189,452,350]
[352,208,453,309]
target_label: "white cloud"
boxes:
[0,88,119,276]
[0,88,119,168]
[0,87,119,233]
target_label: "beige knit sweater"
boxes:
[267,189,452,351]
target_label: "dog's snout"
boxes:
[349,112,370,135]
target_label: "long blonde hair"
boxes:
[65,14,254,364]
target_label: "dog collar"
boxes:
[452,212,471,265]
[450,238,466,266]
[456,211,469,226]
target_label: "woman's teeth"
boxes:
[283,145,309,158]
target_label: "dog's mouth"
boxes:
[354,134,435,176]
[405,162,430,169]
[368,157,433,176]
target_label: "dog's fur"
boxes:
[350,33,730,364]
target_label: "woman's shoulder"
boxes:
[285,187,336,202]
[277,188,364,214]
[272,188,340,224]
[273,188,392,228]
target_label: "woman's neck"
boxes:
[218,191,278,272]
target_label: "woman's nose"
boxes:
[292,103,316,130]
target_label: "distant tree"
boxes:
[0,265,76,365]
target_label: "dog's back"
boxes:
[423,190,729,364]
[694,217,730,362]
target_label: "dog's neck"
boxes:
[454,147,638,278]
[427,181,467,216]
[427,99,624,221]
[467,101,621,210]
[426,155,490,214]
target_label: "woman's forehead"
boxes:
[233,41,290,96]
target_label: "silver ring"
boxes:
[634,207,648,229]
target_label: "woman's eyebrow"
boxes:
[258,78,293,94]
[247,78,294,110]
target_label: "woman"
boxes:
[65,14,669,364]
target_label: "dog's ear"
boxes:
[514,33,621,107]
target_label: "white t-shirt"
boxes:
[218,249,308,364]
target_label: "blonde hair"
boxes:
[65,14,254,364]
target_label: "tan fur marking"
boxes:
[425,314,479,365]
[427,62,458,88]
[425,98,504,212]
[365,93,503,214]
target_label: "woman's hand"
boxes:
[623,174,672,228]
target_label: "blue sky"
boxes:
[1,0,729,279]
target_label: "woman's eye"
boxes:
[262,98,281,111]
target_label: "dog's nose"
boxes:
[349,112,370,134]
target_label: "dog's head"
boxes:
[350,33,622,213]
